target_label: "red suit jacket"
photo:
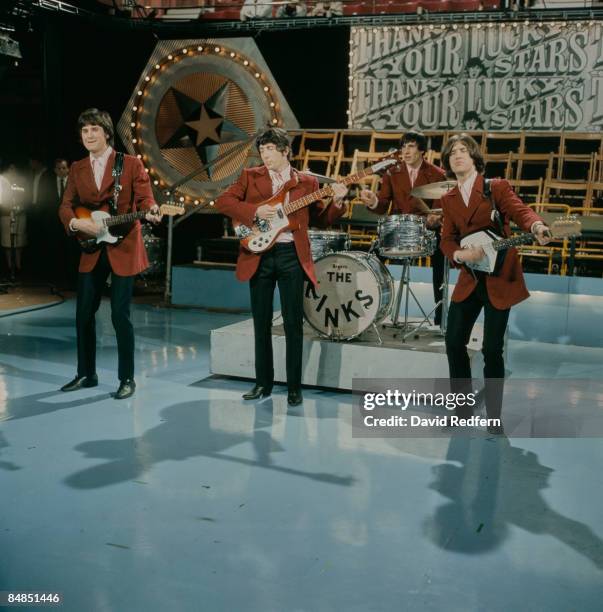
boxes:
[58,150,155,277]
[216,165,346,284]
[370,160,446,215]
[440,175,543,310]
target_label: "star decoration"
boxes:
[186,105,224,147]
[159,80,249,179]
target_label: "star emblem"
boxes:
[158,80,249,179]
[186,105,223,147]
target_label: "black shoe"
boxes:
[487,423,505,436]
[114,379,136,400]
[242,385,271,400]
[61,374,98,392]
[287,389,303,406]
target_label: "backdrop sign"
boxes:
[349,23,603,131]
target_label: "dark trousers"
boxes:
[445,276,510,419]
[249,242,305,392]
[76,248,135,381]
[431,234,445,325]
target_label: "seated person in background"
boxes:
[309,1,343,17]
[240,0,273,20]
[276,0,307,17]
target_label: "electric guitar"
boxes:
[460,216,582,274]
[74,204,185,253]
[233,155,399,254]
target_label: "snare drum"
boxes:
[303,251,394,340]
[307,230,351,261]
[377,214,435,259]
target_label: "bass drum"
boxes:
[303,252,394,340]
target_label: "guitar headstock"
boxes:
[371,151,401,174]
[550,215,582,239]
[159,203,186,217]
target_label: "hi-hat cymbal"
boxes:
[410,181,457,199]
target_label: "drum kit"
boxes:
[302,181,454,343]
[139,224,165,281]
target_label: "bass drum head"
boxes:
[303,251,393,340]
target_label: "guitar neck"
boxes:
[493,233,536,251]
[283,167,375,215]
[103,210,147,227]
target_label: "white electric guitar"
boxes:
[233,154,400,253]
[460,216,582,274]
[74,204,185,253]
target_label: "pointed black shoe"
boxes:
[61,374,98,392]
[114,379,136,400]
[487,423,505,436]
[287,389,303,406]
[242,385,271,400]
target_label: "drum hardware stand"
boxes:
[439,258,450,336]
[385,257,433,342]
[370,322,383,345]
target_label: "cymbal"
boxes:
[410,181,457,200]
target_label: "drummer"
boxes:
[359,131,447,326]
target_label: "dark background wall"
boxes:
[0,17,349,166]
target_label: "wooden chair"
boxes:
[542,180,591,208]
[506,152,555,182]
[369,131,402,153]
[507,178,543,204]
[293,131,339,167]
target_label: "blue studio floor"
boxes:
[1,299,603,612]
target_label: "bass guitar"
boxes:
[233,155,399,254]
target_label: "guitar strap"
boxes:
[109,152,125,216]
[483,178,507,276]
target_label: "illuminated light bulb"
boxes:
[167,54,173,60]
[130,122,136,127]
[155,64,160,69]
[137,90,143,95]
[133,106,138,111]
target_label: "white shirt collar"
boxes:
[268,164,291,182]
[458,170,478,206]
[90,146,113,165]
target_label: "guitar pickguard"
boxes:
[244,203,291,253]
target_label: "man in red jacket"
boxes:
[440,134,550,433]
[217,127,347,405]
[360,131,447,325]
[58,108,161,399]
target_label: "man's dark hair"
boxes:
[256,127,291,159]
[77,108,115,147]
[400,130,428,153]
[54,158,69,166]
[440,133,485,178]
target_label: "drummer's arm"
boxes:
[368,173,392,215]
[311,183,348,227]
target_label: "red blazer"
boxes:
[216,165,346,284]
[370,160,446,215]
[58,150,155,277]
[440,175,543,309]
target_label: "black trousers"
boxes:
[431,234,445,325]
[76,248,135,381]
[445,276,510,419]
[249,242,305,392]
